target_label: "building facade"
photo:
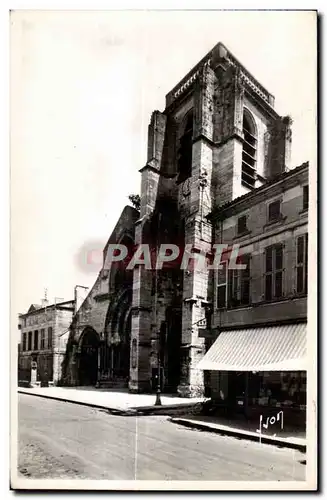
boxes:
[197,162,308,424]
[18,299,75,386]
[62,41,309,399]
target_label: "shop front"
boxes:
[198,322,307,429]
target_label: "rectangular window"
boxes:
[227,254,251,308]
[34,330,39,350]
[28,331,32,351]
[265,244,284,300]
[296,233,308,294]
[303,185,309,211]
[237,215,248,235]
[40,328,45,349]
[48,327,53,349]
[22,333,27,352]
[217,262,227,309]
[268,200,281,222]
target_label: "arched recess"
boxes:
[101,287,133,385]
[177,109,194,184]
[108,234,134,294]
[78,327,100,386]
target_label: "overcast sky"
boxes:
[10,10,316,336]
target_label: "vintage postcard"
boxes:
[10,8,317,491]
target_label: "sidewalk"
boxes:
[18,386,204,415]
[170,414,306,452]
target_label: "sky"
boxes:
[10,10,316,338]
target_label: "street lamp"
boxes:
[155,330,162,406]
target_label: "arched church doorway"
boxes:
[78,328,99,386]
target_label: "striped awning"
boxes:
[197,323,307,372]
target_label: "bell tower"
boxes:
[131,41,293,396]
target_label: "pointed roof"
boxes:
[27,304,42,313]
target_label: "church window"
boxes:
[242,110,257,189]
[177,111,193,183]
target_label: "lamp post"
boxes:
[155,330,162,406]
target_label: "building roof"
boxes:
[21,300,75,317]
[165,41,275,110]
[208,161,309,221]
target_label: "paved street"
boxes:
[17,394,306,481]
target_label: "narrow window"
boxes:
[40,329,45,349]
[217,262,227,309]
[268,200,281,222]
[228,254,251,307]
[131,339,137,369]
[303,185,309,211]
[296,234,308,294]
[237,215,248,235]
[177,111,193,183]
[265,244,284,300]
[34,330,39,350]
[242,111,257,189]
[22,333,27,352]
[28,331,32,351]
[48,327,53,349]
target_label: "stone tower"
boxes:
[129,42,292,396]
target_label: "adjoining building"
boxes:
[61,41,310,401]
[197,161,308,426]
[18,298,75,386]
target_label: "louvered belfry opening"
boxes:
[242,110,257,189]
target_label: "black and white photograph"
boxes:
[10,8,317,491]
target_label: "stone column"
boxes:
[178,64,215,398]
[129,111,167,393]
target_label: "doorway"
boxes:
[78,328,99,386]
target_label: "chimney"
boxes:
[74,285,89,314]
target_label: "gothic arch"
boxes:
[101,287,133,383]
[108,233,134,295]
[176,109,194,184]
[243,107,257,137]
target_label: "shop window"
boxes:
[177,111,193,184]
[34,330,39,350]
[22,333,27,352]
[265,244,284,300]
[217,262,227,309]
[48,327,53,349]
[28,331,32,351]
[227,254,251,308]
[242,110,257,189]
[303,185,309,211]
[40,328,45,349]
[268,200,282,222]
[237,215,248,235]
[296,233,308,294]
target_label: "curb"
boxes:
[18,390,137,416]
[18,391,199,417]
[170,418,306,453]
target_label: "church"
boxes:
[61,42,308,408]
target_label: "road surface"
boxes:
[17,394,305,482]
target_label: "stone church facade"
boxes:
[62,42,297,397]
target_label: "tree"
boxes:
[128,194,140,211]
